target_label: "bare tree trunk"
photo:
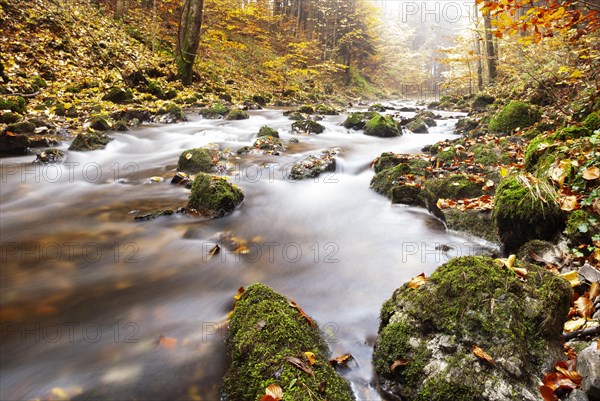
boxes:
[176,0,204,85]
[115,0,127,19]
[474,11,484,91]
[483,10,497,82]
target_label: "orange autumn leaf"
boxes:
[233,286,245,301]
[390,359,409,372]
[329,353,354,368]
[408,273,427,289]
[559,195,580,211]
[559,270,581,287]
[471,345,496,366]
[539,385,559,401]
[304,351,316,366]
[555,361,583,384]
[288,300,316,327]
[582,166,600,180]
[543,372,578,391]
[259,383,283,401]
[158,335,178,350]
[590,282,600,300]
[574,295,593,318]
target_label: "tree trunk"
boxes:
[115,0,127,19]
[176,0,204,85]
[483,10,497,82]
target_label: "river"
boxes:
[0,102,493,400]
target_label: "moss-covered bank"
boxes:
[223,283,355,401]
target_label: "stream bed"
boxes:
[0,103,493,400]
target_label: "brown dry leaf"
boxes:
[158,335,178,350]
[564,344,577,360]
[564,317,588,332]
[559,195,580,211]
[304,351,316,366]
[259,383,283,401]
[288,300,316,327]
[234,286,245,301]
[590,282,600,300]
[390,359,409,372]
[575,295,594,318]
[329,353,354,368]
[559,270,581,287]
[582,166,600,180]
[539,385,558,401]
[555,362,583,385]
[471,345,496,366]
[408,273,427,290]
[543,372,577,391]
[285,356,314,376]
[513,267,528,278]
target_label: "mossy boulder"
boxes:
[415,110,437,127]
[296,104,315,114]
[68,132,113,151]
[243,136,286,155]
[566,209,599,246]
[493,175,563,253]
[364,114,401,137]
[582,111,600,131]
[370,157,432,205]
[0,111,21,124]
[443,209,500,243]
[6,121,36,134]
[422,174,485,219]
[342,111,376,130]
[289,150,337,180]
[200,103,230,119]
[472,94,495,111]
[258,125,279,138]
[315,104,339,115]
[368,103,387,112]
[177,148,216,174]
[0,96,26,114]
[155,103,187,123]
[372,152,412,174]
[406,119,429,134]
[488,101,541,134]
[454,118,478,135]
[552,125,592,141]
[374,256,572,401]
[523,133,555,171]
[88,115,112,131]
[102,87,133,104]
[187,173,244,218]
[226,109,250,120]
[223,283,355,401]
[291,119,325,134]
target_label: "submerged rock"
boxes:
[33,148,65,164]
[289,149,337,180]
[223,283,355,401]
[291,119,325,134]
[374,256,572,401]
[187,173,244,218]
[134,209,174,221]
[68,131,113,151]
[364,114,401,137]
[0,132,58,154]
[177,148,216,174]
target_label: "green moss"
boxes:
[200,103,230,119]
[372,152,405,173]
[371,159,430,200]
[177,148,215,174]
[6,121,35,134]
[406,119,428,133]
[566,209,598,245]
[472,94,495,111]
[187,173,244,218]
[368,103,387,112]
[291,119,325,134]
[423,174,483,201]
[297,104,315,114]
[223,283,354,401]
[342,112,376,130]
[524,133,555,171]
[583,111,600,131]
[68,132,113,151]
[552,125,592,140]
[0,96,26,114]
[444,209,500,243]
[226,109,250,120]
[30,76,47,90]
[375,256,572,401]
[488,101,541,134]
[258,125,279,138]
[102,87,133,104]
[364,114,401,137]
[315,104,339,115]
[88,115,112,131]
[0,112,21,124]
[493,175,563,253]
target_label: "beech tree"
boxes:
[176,0,204,85]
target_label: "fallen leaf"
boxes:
[543,372,578,391]
[471,344,496,366]
[329,353,355,368]
[539,384,558,401]
[582,166,600,180]
[158,335,177,350]
[564,317,588,332]
[259,383,283,401]
[590,282,600,301]
[285,356,314,376]
[559,195,580,211]
[234,286,245,300]
[559,270,581,287]
[408,273,427,289]
[555,361,583,384]
[185,153,193,160]
[288,300,316,327]
[304,351,316,366]
[390,359,409,372]
[575,295,593,318]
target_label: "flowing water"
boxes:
[0,103,493,401]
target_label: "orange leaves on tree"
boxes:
[259,384,283,401]
[408,273,427,289]
[471,344,496,367]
